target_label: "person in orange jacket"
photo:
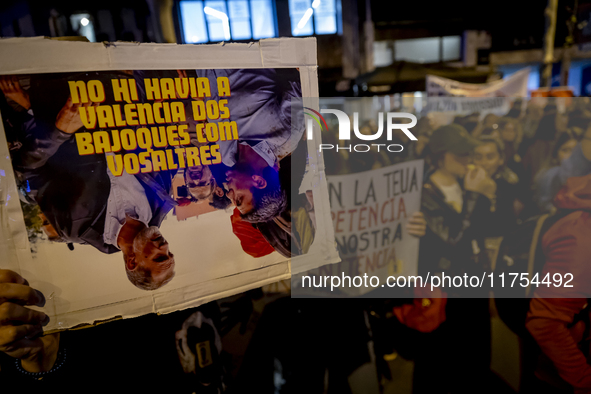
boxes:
[526,173,591,393]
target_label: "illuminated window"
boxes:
[179,0,276,43]
[289,0,341,37]
[395,38,440,64]
[394,36,462,64]
[442,36,461,62]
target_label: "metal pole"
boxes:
[561,0,579,86]
[543,0,559,88]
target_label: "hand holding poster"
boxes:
[0,37,339,330]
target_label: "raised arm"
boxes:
[0,76,30,111]
[12,98,88,173]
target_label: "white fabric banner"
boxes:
[426,67,530,98]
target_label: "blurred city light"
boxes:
[204,6,231,41]
[69,13,95,42]
[298,8,314,29]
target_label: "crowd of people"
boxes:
[319,97,591,393]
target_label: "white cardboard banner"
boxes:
[293,159,424,297]
[0,37,339,331]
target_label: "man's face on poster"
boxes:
[185,165,214,200]
[133,226,175,284]
[225,167,266,215]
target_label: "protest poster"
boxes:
[0,37,339,331]
[424,68,530,121]
[293,159,424,297]
[421,96,510,118]
[426,67,530,98]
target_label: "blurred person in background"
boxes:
[469,113,498,139]
[453,112,480,135]
[538,129,580,179]
[523,102,544,139]
[566,105,591,134]
[522,113,562,186]
[473,135,523,237]
[483,113,500,129]
[407,116,434,161]
[407,124,495,394]
[506,99,524,119]
[480,124,502,140]
[526,173,591,394]
[497,117,527,185]
[556,111,569,134]
[544,102,559,116]
[534,126,591,214]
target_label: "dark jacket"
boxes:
[253,141,307,257]
[523,139,554,186]
[485,167,521,238]
[418,175,493,286]
[407,175,494,392]
[0,302,227,394]
[12,113,175,254]
[254,211,298,258]
[250,134,310,259]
